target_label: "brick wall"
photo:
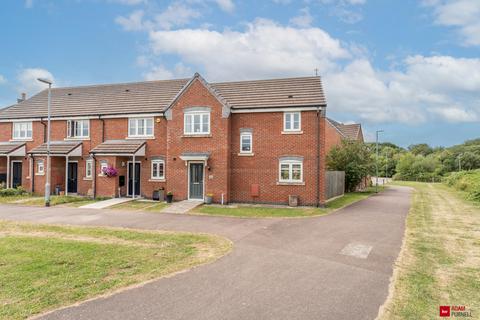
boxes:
[325,121,343,154]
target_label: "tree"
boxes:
[408,143,433,156]
[327,140,372,192]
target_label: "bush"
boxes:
[0,187,28,197]
[443,169,480,201]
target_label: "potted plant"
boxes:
[152,187,165,201]
[166,191,173,203]
[205,193,213,204]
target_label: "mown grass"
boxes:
[379,182,480,319]
[0,195,101,207]
[194,187,380,218]
[0,220,231,320]
[110,200,168,212]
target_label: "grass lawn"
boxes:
[379,182,480,319]
[0,195,101,207]
[110,200,169,212]
[0,220,231,320]
[194,187,380,218]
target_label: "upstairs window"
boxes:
[151,159,165,180]
[279,159,303,183]
[283,112,301,132]
[240,132,252,154]
[184,112,210,135]
[67,120,89,138]
[13,122,32,140]
[129,118,154,137]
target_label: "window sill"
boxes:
[149,179,166,182]
[83,177,92,181]
[281,131,303,135]
[182,134,212,138]
[276,181,305,186]
[65,137,90,141]
[237,153,254,157]
[126,136,155,140]
[10,138,33,142]
[35,173,45,176]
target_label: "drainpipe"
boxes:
[65,156,69,196]
[40,119,47,143]
[132,154,136,199]
[6,155,10,189]
[316,106,321,207]
[92,154,97,199]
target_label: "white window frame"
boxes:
[12,121,32,140]
[151,159,165,180]
[128,117,154,138]
[67,119,90,139]
[279,160,303,183]
[36,160,45,175]
[283,112,301,132]
[85,159,93,179]
[184,111,210,135]
[240,132,253,154]
[99,161,108,176]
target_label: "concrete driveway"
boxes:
[0,186,411,320]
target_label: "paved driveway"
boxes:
[0,186,411,320]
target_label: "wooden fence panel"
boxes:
[326,171,345,200]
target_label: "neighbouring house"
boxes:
[0,73,355,206]
[325,117,364,153]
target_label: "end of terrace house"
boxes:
[0,72,362,206]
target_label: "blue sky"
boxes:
[1,0,479,147]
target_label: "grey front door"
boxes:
[189,163,204,199]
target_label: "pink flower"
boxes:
[102,166,118,177]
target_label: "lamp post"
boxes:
[375,130,384,193]
[37,78,53,207]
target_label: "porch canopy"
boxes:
[0,142,26,188]
[90,140,146,199]
[28,141,83,196]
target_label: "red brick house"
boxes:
[0,73,332,206]
[325,117,364,153]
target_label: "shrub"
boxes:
[443,169,480,202]
[0,187,28,197]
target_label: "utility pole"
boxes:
[375,130,384,193]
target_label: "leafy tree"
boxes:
[408,143,434,156]
[327,140,373,192]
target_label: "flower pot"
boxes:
[166,194,173,203]
[205,195,213,204]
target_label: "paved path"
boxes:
[0,186,411,320]
[161,199,204,214]
[79,197,133,209]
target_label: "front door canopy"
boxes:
[27,141,82,157]
[180,152,210,162]
[90,140,146,157]
[0,143,26,157]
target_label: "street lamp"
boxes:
[37,78,53,207]
[375,130,384,193]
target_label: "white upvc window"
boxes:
[129,118,154,137]
[279,160,303,183]
[85,159,93,179]
[151,159,165,180]
[67,120,89,138]
[99,161,108,175]
[283,112,301,132]
[37,160,45,175]
[12,122,32,140]
[240,132,253,153]
[184,112,210,135]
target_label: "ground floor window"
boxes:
[99,161,108,175]
[36,160,44,175]
[151,159,165,180]
[279,159,303,183]
[85,159,93,179]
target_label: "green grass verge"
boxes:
[379,182,480,319]
[0,220,231,320]
[0,195,102,207]
[195,187,379,218]
[110,200,168,212]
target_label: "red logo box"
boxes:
[440,306,451,317]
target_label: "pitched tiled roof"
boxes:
[28,141,82,155]
[0,75,326,119]
[0,142,25,155]
[90,140,146,155]
[212,76,326,109]
[0,79,190,120]
[327,118,362,141]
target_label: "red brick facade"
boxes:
[0,78,330,206]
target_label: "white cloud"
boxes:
[115,10,146,31]
[25,0,34,8]
[429,107,478,122]
[17,68,55,95]
[289,8,313,28]
[0,75,6,84]
[425,0,480,46]
[108,0,146,5]
[149,18,350,80]
[320,0,366,23]
[214,0,235,12]
[143,63,192,80]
